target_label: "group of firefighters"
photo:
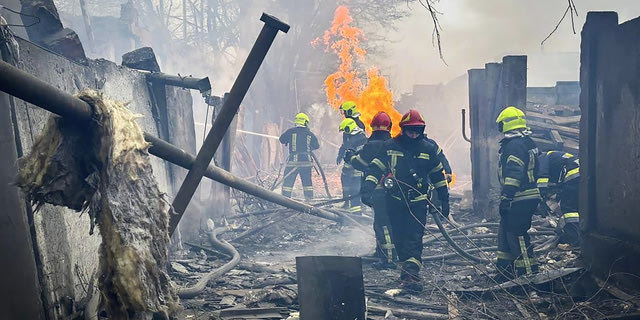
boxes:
[278,102,580,291]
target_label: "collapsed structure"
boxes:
[1,0,640,318]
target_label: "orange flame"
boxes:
[313,5,402,136]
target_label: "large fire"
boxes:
[313,5,402,136]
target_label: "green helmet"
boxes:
[295,112,310,126]
[340,101,357,117]
[496,106,527,133]
[339,118,358,134]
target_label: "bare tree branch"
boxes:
[541,0,579,46]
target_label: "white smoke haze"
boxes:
[53,0,640,186]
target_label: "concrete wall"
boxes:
[527,81,580,107]
[4,37,195,318]
[468,56,527,219]
[579,12,640,288]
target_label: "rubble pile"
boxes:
[167,197,640,320]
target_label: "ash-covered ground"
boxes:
[168,192,639,320]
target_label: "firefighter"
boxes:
[495,106,541,281]
[279,113,319,200]
[344,112,397,267]
[337,118,367,215]
[340,101,366,130]
[362,109,449,292]
[537,151,580,247]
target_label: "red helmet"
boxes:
[370,111,392,131]
[399,109,425,127]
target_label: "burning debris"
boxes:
[17,90,180,319]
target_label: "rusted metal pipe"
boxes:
[146,73,211,94]
[0,59,342,226]
[171,13,290,233]
[462,109,471,143]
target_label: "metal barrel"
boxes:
[296,256,366,320]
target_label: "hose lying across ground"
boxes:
[178,220,241,299]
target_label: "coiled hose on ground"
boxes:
[178,220,241,299]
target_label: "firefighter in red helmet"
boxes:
[344,112,397,268]
[362,109,450,292]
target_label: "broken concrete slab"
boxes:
[122,47,161,72]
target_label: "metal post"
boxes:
[461,108,471,143]
[0,59,342,226]
[170,13,289,234]
[146,73,211,94]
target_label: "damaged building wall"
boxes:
[4,37,195,318]
[467,56,527,219]
[579,11,640,287]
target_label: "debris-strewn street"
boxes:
[170,189,639,319]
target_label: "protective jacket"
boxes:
[537,151,579,191]
[363,135,449,204]
[337,130,367,165]
[347,130,391,172]
[279,126,319,167]
[498,131,541,203]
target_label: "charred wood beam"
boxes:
[528,119,579,137]
[171,13,290,234]
[0,59,343,228]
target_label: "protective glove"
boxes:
[343,149,356,164]
[445,173,453,184]
[499,198,512,216]
[336,154,342,165]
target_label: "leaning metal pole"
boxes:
[171,14,290,234]
[0,59,342,225]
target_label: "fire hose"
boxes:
[178,219,241,298]
[430,210,490,263]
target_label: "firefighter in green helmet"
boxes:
[279,113,319,200]
[337,117,367,214]
[495,106,541,281]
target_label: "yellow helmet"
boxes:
[496,106,527,133]
[340,101,357,117]
[339,118,358,134]
[295,112,310,126]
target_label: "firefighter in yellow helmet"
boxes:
[337,118,367,214]
[495,106,541,281]
[340,101,366,130]
[279,113,319,200]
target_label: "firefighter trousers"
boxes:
[388,198,427,281]
[559,179,580,246]
[341,167,362,214]
[497,198,540,279]
[282,164,313,200]
[372,190,396,263]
